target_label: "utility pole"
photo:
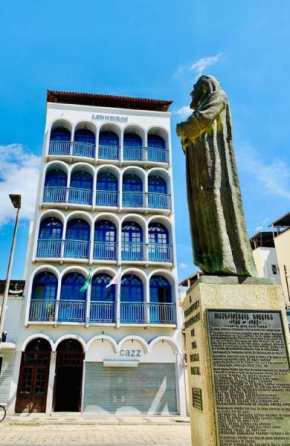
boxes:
[0,194,21,350]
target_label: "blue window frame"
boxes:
[148,176,167,194]
[91,274,115,302]
[69,171,92,205]
[39,217,62,240]
[96,172,118,206]
[30,272,58,321]
[148,134,165,149]
[124,132,142,147]
[123,174,143,192]
[124,132,143,160]
[59,273,86,322]
[148,223,170,262]
[44,169,67,187]
[122,221,143,261]
[94,220,117,259]
[99,131,119,146]
[121,274,143,302]
[74,128,95,144]
[50,127,71,142]
[65,219,90,258]
[150,275,171,303]
[148,223,169,245]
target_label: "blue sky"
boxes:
[0,0,290,280]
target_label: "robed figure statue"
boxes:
[176,75,256,277]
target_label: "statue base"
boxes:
[183,276,290,446]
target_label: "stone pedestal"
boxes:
[184,276,290,446]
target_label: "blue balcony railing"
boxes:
[147,147,169,163]
[90,302,115,323]
[49,141,71,156]
[122,192,145,208]
[72,142,95,158]
[64,240,90,259]
[29,301,175,324]
[93,242,117,260]
[43,187,92,205]
[148,243,172,262]
[121,242,146,261]
[37,239,62,258]
[96,190,118,207]
[48,141,95,158]
[123,146,146,161]
[98,145,119,160]
[148,193,171,209]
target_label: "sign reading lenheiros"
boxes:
[92,114,128,123]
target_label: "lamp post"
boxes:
[0,194,21,349]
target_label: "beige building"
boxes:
[250,232,281,284]
[271,212,290,305]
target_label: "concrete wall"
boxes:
[274,229,290,305]
[252,247,281,285]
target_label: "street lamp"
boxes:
[0,194,21,349]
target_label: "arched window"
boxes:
[149,275,173,324]
[148,134,167,163]
[94,220,117,260]
[59,273,86,322]
[29,272,57,321]
[90,273,115,322]
[45,169,67,187]
[37,217,62,258]
[122,174,143,207]
[124,132,143,160]
[150,275,171,303]
[148,176,167,194]
[120,274,144,323]
[50,127,71,142]
[121,221,143,261]
[73,128,95,158]
[60,273,86,301]
[99,131,119,160]
[69,171,93,205]
[121,274,143,302]
[74,128,95,144]
[65,219,90,258]
[148,223,170,262]
[26,338,52,352]
[96,172,118,206]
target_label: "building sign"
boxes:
[92,114,128,123]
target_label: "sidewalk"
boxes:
[4,413,190,426]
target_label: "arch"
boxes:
[147,127,169,163]
[54,335,87,352]
[121,220,144,261]
[44,167,67,187]
[122,170,144,208]
[66,210,93,227]
[94,220,117,260]
[118,335,149,354]
[120,273,144,302]
[65,218,90,259]
[60,265,89,280]
[148,336,180,354]
[38,216,63,239]
[73,124,96,158]
[59,272,87,322]
[74,127,96,144]
[50,119,73,137]
[87,335,118,353]
[149,274,172,303]
[123,127,144,161]
[99,125,120,160]
[21,334,55,352]
[69,167,93,205]
[90,273,116,323]
[96,170,118,207]
[148,216,172,241]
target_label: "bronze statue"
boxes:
[176,75,256,276]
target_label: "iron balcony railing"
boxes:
[64,240,90,258]
[57,300,86,322]
[95,190,119,207]
[121,242,146,261]
[147,193,171,209]
[90,302,115,323]
[36,239,89,259]
[120,302,175,324]
[122,192,146,208]
[93,242,117,260]
[123,146,146,161]
[98,145,120,160]
[48,141,95,158]
[148,303,175,324]
[147,147,169,163]
[43,187,92,205]
[37,239,62,258]
[120,302,146,324]
[148,243,172,262]
[29,299,56,322]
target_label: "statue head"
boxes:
[190,75,221,109]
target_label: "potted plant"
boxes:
[45,303,55,321]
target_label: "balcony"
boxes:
[148,243,172,262]
[43,187,92,205]
[121,242,146,261]
[36,239,89,259]
[48,141,95,159]
[122,192,146,208]
[148,147,169,163]
[93,242,117,260]
[29,301,175,325]
[95,190,119,207]
[147,193,171,209]
[98,145,119,160]
[123,146,146,161]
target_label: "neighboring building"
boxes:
[0,281,24,406]
[250,232,281,285]
[7,91,186,415]
[271,212,290,304]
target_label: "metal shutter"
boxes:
[83,363,177,415]
[0,351,15,404]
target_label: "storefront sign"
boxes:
[120,349,142,358]
[92,114,128,123]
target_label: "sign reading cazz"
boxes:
[120,349,142,358]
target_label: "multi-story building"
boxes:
[7,91,186,415]
[250,231,282,285]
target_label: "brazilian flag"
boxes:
[80,270,91,293]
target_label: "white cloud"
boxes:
[174,105,192,118]
[179,262,191,269]
[189,54,221,80]
[0,144,41,226]
[237,143,290,200]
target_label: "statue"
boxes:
[176,75,257,277]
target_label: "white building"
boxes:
[250,232,282,285]
[6,91,186,415]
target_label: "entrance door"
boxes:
[16,338,51,413]
[54,339,84,412]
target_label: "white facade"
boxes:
[9,93,186,415]
[252,247,281,285]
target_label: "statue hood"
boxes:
[197,75,221,94]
